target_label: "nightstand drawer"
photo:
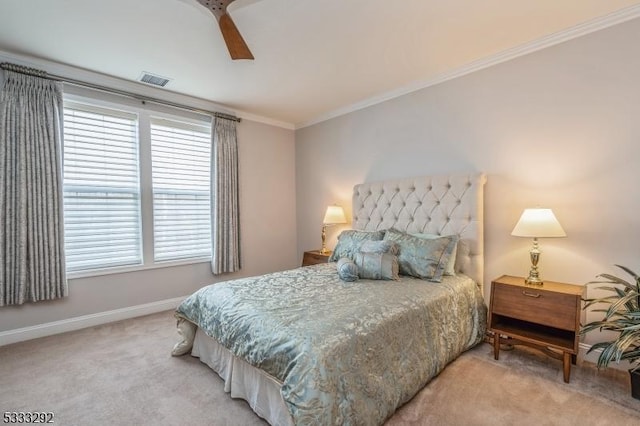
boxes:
[491,282,577,331]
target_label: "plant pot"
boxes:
[630,369,640,400]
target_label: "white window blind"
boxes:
[150,117,212,262]
[62,102,142,272]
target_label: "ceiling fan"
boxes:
[197,0,254,60]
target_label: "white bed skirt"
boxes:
[192,327,294,426]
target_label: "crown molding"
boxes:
[295,4,640,130]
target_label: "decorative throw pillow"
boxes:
[383,228,458,282]
[353,252,399,281]
[359,240,400,256]
[337,257,359,282]
[329,230,385,262]
[411,233,458,276]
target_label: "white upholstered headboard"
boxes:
[352,174,486,287]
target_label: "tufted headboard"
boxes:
[352,174,486,287]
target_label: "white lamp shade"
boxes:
[323,205,347,225]
[511,208,566,238]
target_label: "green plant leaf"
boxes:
[582,265,640,368]
[614,264,639,281]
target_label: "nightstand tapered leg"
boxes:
[493,333,500,360]
[563,352,571,383]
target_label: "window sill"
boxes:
[67,257,211,280]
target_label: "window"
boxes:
[150,118,212,262]
[61,98,213,275]
[62,102,142,272]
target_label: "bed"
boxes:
[172,173,487,425]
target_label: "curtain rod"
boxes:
[0,62,241,123]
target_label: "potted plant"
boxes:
[581,264,640,400]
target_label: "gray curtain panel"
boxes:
[0,70,68,306]
[210,117,241,274]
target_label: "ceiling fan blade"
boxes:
[218,13,254,60]
[196,0,254,60]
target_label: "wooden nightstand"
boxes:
[489,275,584,383]
[302,250,332,266]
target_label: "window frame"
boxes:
[150,115,213,263]
[62,94,213,279]
[61,100,144,274]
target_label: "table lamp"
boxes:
[511,208,566,286]
[321,205,347,254]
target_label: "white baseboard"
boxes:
[0,296,187,347]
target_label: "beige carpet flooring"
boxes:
[1,310,639,425]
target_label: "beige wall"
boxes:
[295,18,640,335]
[0,76,297,333]
[3,17,640,351]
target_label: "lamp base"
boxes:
[524,276,543,286]
[320,224,327,255]
[525,238,544,286]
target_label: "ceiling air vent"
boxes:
[139,72,171,87]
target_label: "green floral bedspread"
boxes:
[176,263,486,425]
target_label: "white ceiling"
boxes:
[1,0,640,128]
